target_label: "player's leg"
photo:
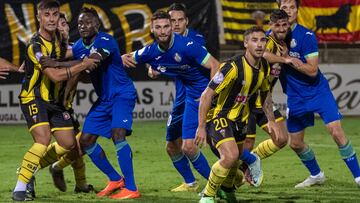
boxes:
[13,101,51,201]
[109,97,140,199]
[287,106,324,188]
[200,118,238,203]
[182,99,211,180]
[317,91,360,186]
[253,110,288,159]
[166,99,197,191]
[80,101,123,197]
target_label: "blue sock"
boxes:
[171,153,196,184]
[115,140,136,191]
[85,143,121,181]
[339,141,360,178]
[187,151,210,179]
[297,147,321,176]
[240,149,256,165]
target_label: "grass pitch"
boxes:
[1,118,360,202]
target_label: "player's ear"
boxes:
[150,24,154,33]
[185,17,189,26]
[36,11,41,23]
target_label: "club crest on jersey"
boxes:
[63,112,71,120]
[174,53,182,62]
[157,65,167,73]
[290,38,297,48]
[219,129,226,137]
[213,72,224,84]
[32,115,37,123]
[35,52,43,62]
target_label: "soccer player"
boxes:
[12,0,97,201]
[195,26,279,203]
[123,10,220,189]
[243,10,294,161]
[165,3,209,192]
[274,0,360,188]
[34,12,94,194]
[71,7,140,199]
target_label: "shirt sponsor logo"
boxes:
[157,65,167,72]
[235,94,248,104]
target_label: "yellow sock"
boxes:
[204,161,230,197]
[55,148,78,169]
[222,161,240,188]
[39,142,58,168]
[71,157,87,187]
[18,143,47,183]
[252,139,280,159]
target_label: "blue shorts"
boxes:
[82,97,135,138]
[287,90,342,133]
[166,97,199,141]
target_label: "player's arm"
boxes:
[195,87,215,147]
[195,62,236,147]
[42,57,98,82]
[0,57,21,73]
[293,55,318,77]
[201,55,220,78]
[263,43,303,68]
[40,56,82,68]
[63,73,80,107]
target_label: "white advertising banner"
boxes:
[0,64,359,124]
[0,81,175,124]
[272,64,360,116]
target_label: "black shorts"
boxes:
[206,117,247,149]
[246,108,284,138]
[21,99,74,132]
[67,108,80,134]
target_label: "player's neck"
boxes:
[244,51,260,69]
[158,33,174,50]
[39,28,55,41]
[83,33,97,46]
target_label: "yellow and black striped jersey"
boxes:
[207,55,271,123]
[19,32,65,104]
[253,35,284,109]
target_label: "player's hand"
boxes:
[40,56,59,68]
[121,53,136,68]
[195,126,207,148]
[285,57,303,69]
[267,121,280,141]
[82,57,100,71]
[147,65,160,79]
[279,43,288,56]
[0,68,10,79]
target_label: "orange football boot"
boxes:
[110,188,140,199]
[96,179,125,197]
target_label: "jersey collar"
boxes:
[291,23,298,31]
[183,28,189,37]
[157,33,175,53]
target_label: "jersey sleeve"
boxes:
[27,42,49,71]
[266,37,276,54]
[92,36,117,61]
[208,62,237,94]
[301,31,318,59]
[259,61,271,93]
[132,45,155,64]
[184,40,210,66]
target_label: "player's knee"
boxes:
[289,141,305,153]
[111,128,127,143]
[79,133,96,151]
[166,142,181,156]
[220,150,239,168]
[182,142,197,157]
[275,133,288,148]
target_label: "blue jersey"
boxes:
[173,29,206,106]
[279,23,328,98]
[133,33,210,99]
[72,32,136,100]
